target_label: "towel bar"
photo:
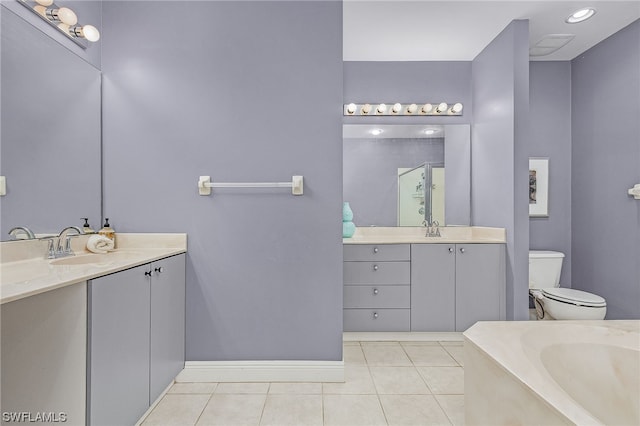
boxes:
[198,176,303,196]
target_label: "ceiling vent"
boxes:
[529,34,575,57]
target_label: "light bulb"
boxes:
[370,129,383,136]
[436,102,448,113]
[346,103,357,114]
[424,129,436,135]
[376,103,387,114]
[33,5,47,16]
[451,103,463,114]
[566,8,596,23]
[421,103,433,114]
[57,7,77,25]
[407,104,418,114]
[392,103,402,113]
[47,7,77,25]
[35,0,53,6]
[361,104,371,115]
[71,24,101,42]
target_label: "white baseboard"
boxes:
[176,360,344,383]
[343,331,464,342]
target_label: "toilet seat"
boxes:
[542,288,606,308]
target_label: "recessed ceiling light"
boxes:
[566,8,596,24]
[424,129,437,135]
[370,128,383,136]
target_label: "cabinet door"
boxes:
[411,244,456,331]
[150,254,186,403]
[455,244,506,331]
[88,264,151,426]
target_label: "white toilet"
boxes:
[529,250,607,320]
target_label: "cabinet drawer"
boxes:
[343,309,410,332]
[344,261,410,285]
[344,285,410,308]
[344,244,410,261]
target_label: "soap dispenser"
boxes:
[81,218,95,234]
[98,218,115,242]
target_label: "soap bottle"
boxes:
[98,218,115,242]
[81,218,95,234]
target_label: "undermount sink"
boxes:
[49,251,139,266]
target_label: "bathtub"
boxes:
[464,320,640,425]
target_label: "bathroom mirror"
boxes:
[343,124,470,226]
[0,7,102,241]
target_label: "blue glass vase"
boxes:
[342,202,356,238]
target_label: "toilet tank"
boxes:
[529,250,565,289]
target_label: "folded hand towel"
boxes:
[86,235,115,254]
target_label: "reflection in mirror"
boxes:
[0,7,101,241]
[343,124,470,227]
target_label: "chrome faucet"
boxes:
[422,219,441,237]
[54,226,84,258]
[8,226,36,240]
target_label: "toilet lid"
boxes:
[542,288,606,307]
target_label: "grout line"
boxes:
[192,392,214,426]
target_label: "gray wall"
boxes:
[343,138,444,226]
[101,1,344,361]
[528,61,572,287]
[0,0,102,69]
[571,20,640,319]
[343,61,473,125]
[471,20,530,321]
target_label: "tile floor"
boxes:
[140,341,465,426]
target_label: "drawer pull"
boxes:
[373,247,379,253]
[373,288,379,295]
[448,247,454,253]
[459,247,465,254]
[373,312,379,319]
[373,264,379,271]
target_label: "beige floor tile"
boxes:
[443,345,465,366]
[322,366,376,394]
[196,394,266,426]
[168,382,218,394]
[214,383,270,394]
[259,394,322,426]
[343,341,360,346]
[439,341,464,347]
[142,394,210,426]
[402,345,458,366]
[418,367,465,394]
[435,395,465,426]
[323,394,387,426]
[380,394,452,426]
[268,382,322,394]
[361,342,412,366]
[343,344,367,366]
[399,341,441,346]
[370,366,431,395]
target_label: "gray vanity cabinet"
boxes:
[454,244,505,331]
[410,244,456,331]
[343,244,411,331]
[411,244,505,332]
[88,254,185,426]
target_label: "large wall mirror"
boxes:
[343,124,470,227]
[0,6,101,241]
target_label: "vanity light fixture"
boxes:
[343,102,464,116]
[566,8,596,23]
[18,0,100,48]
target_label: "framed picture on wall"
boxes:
[529,157,549,217]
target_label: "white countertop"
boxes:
[343,226,506,244]
[0,233,186,304]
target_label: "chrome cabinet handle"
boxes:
[144,270,153,277]
[373,247,379,253]
[373,312,378,319]
[459,247,465,254]
[448,247,454,253]
[373,288,379,295]
[155,266,164,274]
[373,264,379,271]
